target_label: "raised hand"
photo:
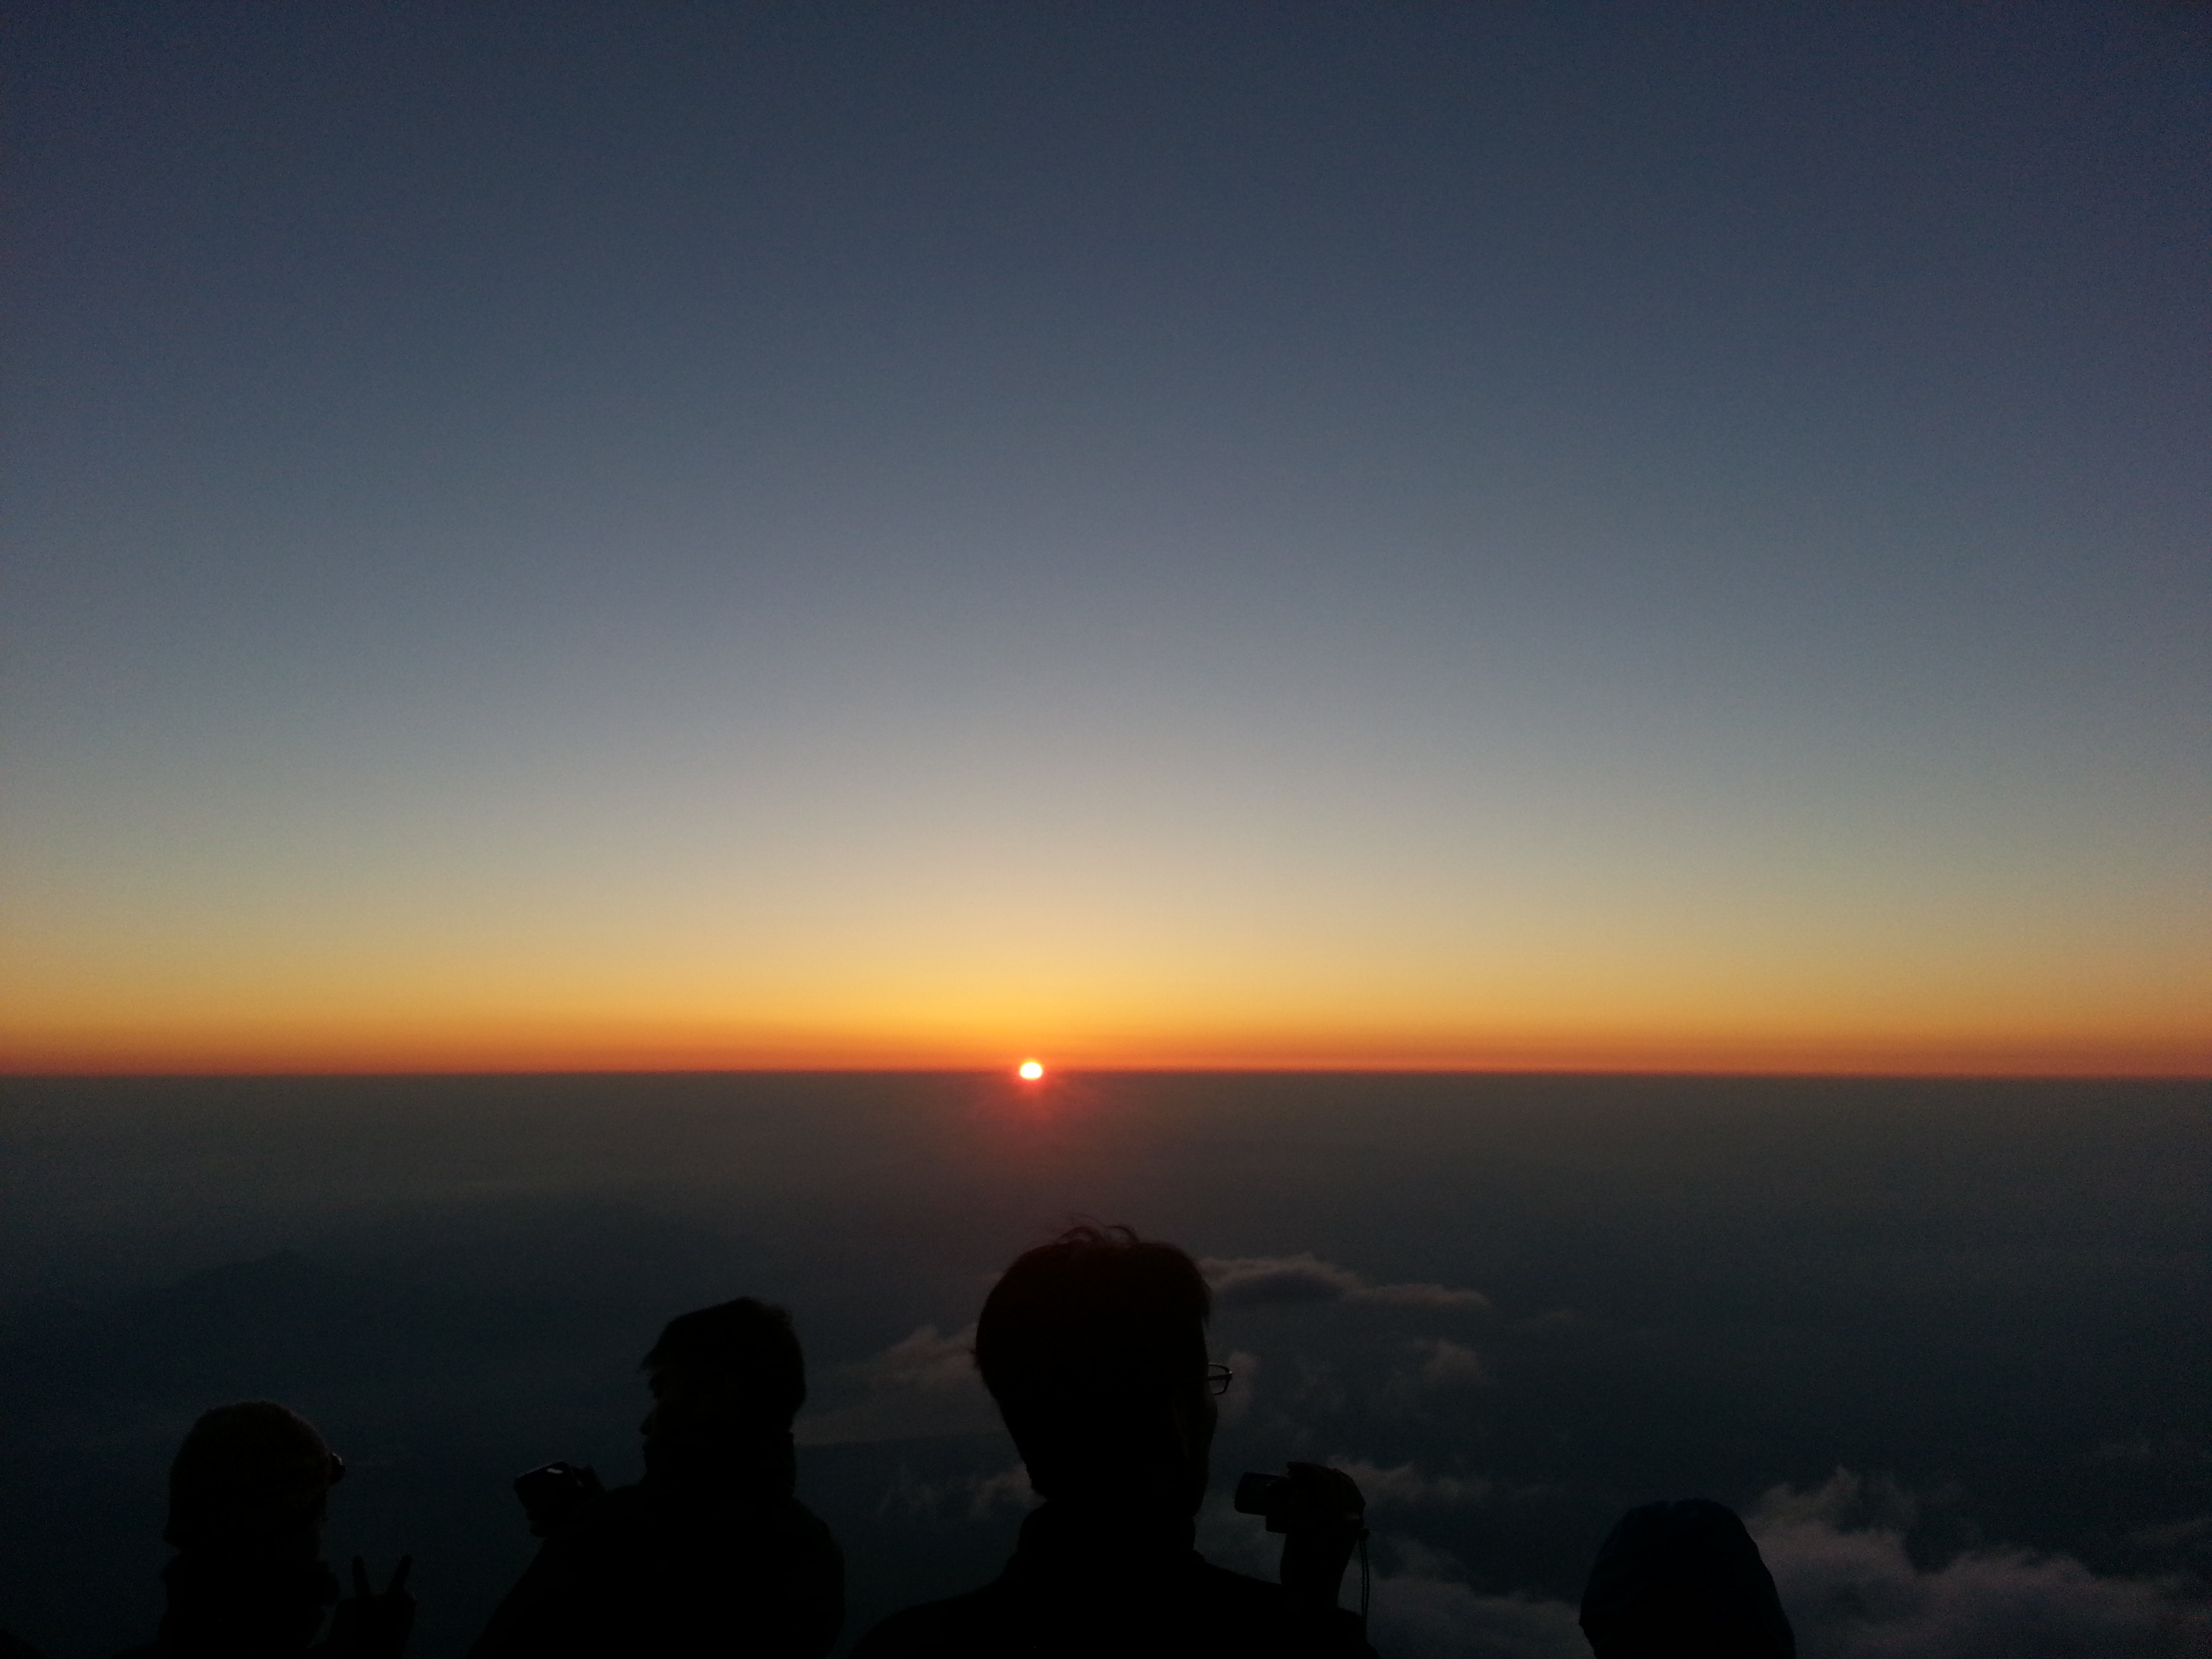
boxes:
[326,1555,415,1658]
[1275,1462,1368,1610]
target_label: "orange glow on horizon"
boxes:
[9,759,2205,1084]
[3,1010,2205,1079]
[7,910,2207,1080]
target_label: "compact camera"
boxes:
[1233,1471,1296,1529]
[1234,1463,1366,1536]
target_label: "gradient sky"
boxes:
[5,1,2207,1073]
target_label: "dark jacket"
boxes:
[112,1549,340,1659]
[469,1437,841,1659]
[851,1503,1374,1659]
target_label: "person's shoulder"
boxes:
[749,1497,842,1583]
[848,1584,1007,1658]
[783,1498,841,1554]
[646,1486,840,1557]
[517,1481,651,1559]
[1188,1562,1373,1656]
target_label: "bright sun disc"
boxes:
[1017,1060,1044,1081]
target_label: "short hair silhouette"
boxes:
[643,1297,807,1427]
[470,1298,841,1659]
[973,1224,1212,1504]
[850,1228,1376,1656]
[165,1401,340,1550]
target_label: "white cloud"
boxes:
[1414,1337,1490,1387]
[1200,1252,1490,1311]
[1329,1458,1492,1509]
[1372,1337,1493,1415]
[1202,1253,1368,1305]
[1364,1540,1584,1659]
[1275,1354,1351,1417]
[867,1324,981,1390]
[964,1460,1036,1517]
[1752,1471,2212,1659]
[1367,1578,1587,1659]
[1193,1520,1586,1658]
[1757,1467,1919,1532]
[794,1323,1002,1446]
[1212,1465,2210,1659]
[878,1458,1036,1523]
[1360,1280,1496,1311]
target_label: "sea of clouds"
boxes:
[3,1074,2205,1657]
[808,1248,2212,1658]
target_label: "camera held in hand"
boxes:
[1235,1462,1366,1538]
[1238,1462,1372,1629]
[512,1461,605,1537]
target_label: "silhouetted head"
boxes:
[1580,1498,1796,1659]
[164,1402,344,1555]
[975,1225,1216,1513]
[640,1298,807,1452]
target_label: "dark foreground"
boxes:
[1,1073,2206,1656]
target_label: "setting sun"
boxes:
[1017,1060,1044,1081]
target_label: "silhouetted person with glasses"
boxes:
[852,1225,1374,1659]
[1579,1498,1795,1659]
[469,1298,842,1659]
[115,1401,414,1658]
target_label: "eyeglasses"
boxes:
[1204,1363,1233,1396]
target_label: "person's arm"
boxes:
[1273,1463,1367,1613]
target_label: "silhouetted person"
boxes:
[469,1298,842,1659]
[1579,1498,1795,1659]
[115,1401,414,1659]
[852,1225,1374,1659]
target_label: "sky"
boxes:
[4,1,2208,1074]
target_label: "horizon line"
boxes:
[5,1063,2206,1083]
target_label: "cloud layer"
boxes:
[1330,1459,1492,1509]
[799,1309,2212,1657]
[880,1460,1036,1525]
[1200,1253,1491,1311]
[1753,1473,2212,1659]
[1309,1469,2212,1659]
[796,1323,999,1446]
